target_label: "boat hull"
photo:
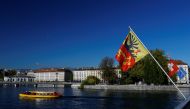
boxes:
[19,91,62,98]
[19,94,61,98]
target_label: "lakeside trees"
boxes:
[120,49,170,85]
[0,69,3,80]
[99,57,118,84]
[0,69,17,80]
[82,76,100,85]
[4,70,17,76]
[64,69,73,82]
[79,76,100,89]
[100,49,187,85]
[143,49,168,85]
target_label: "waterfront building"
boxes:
[72,68,121,82]
[73,69,102,82]
[27,68,65,82]
[26,68,121,83]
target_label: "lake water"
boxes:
[0,86,189,109]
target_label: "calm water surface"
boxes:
[0,86,189,109]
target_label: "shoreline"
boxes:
[83,84,190,91]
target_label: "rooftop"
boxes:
[33,68,65,73]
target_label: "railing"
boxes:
[0,81,72,85]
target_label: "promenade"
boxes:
[0,81,72,87]
[83,84,190,91]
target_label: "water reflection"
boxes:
[19,96,59,102]
[0,87,189,109]
[19,95,61,109]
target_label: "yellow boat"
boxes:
[19,91,62,98]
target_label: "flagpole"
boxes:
[129,26,187,100]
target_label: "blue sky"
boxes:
[0,0,190,69]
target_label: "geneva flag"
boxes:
[115,29,148,72]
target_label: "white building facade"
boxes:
[72,68,121,82]
[27,68,121,83]
[73,69,102,82]
[27,68,65,82]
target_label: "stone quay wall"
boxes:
[84,85,177,91]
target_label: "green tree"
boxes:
[99,57,118,84]
[118,70,128,84]
[79,76,100,89]
[83,76,100,85]
[5,70,17,76]
[119,49,171,85]
[119,57,146,84]
[64,69,73,82]
[128,60,145,83]
[0,69,4,80]
[143,49,168,85]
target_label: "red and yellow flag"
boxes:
[115,29,148,72]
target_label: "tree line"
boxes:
[99,49,188,85]
[0,69,17,80]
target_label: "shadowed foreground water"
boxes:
[0,86,189,109]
